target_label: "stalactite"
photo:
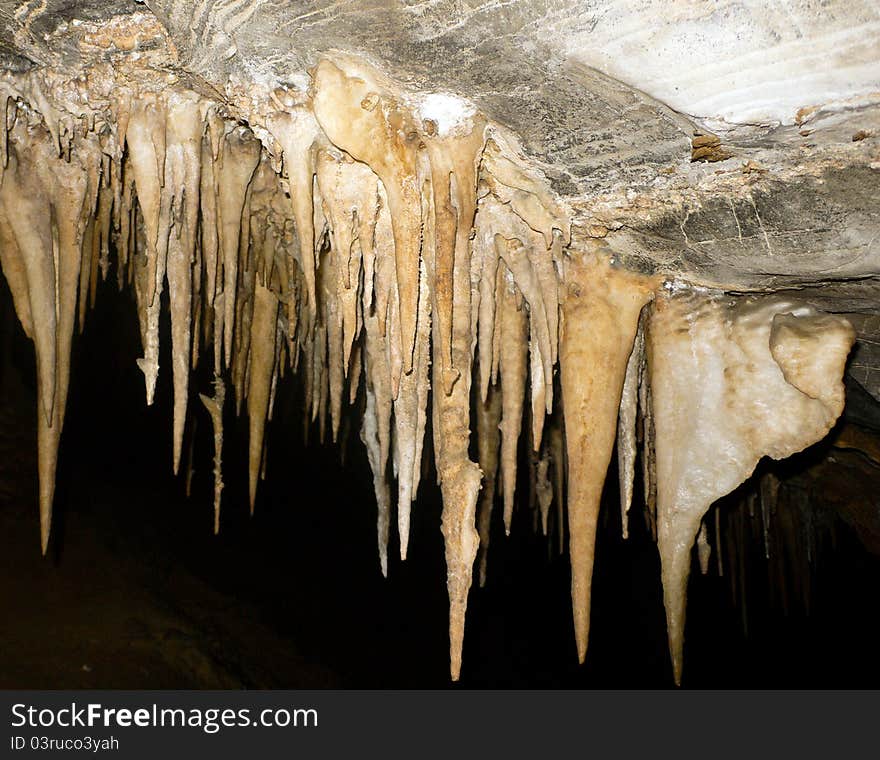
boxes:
[217,126,261,369]
[361,202,395,571]
[126,94,167,405]
[315,147,375,440]
[393,254,431,560]
[421,110,486,394]
[617,310,645,539]
[164,93,203,473]
[361,363,392,578]
[266,105,321,326]
[199,119,220,320]
[247,282,279,512]
[497,260,528,536]
[559,253,657,663]
[429,189,481,682]
[0,54,862,687]
[648,291,855,684]
[312,56,424,374]
[0,132,57,428]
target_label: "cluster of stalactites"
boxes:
[0,54,855,685]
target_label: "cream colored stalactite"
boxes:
[216,125,261,369]
[394,254,432,560]
[394,168,434,554]
[361,378,392,578]
[648,291,855,685]
[25,126,98,553]
[123,98,165,293]
[268,318,284,422]
[528,327,546,453]
[497,260,527,536]
[360,215,395,570]
[433,307,481,680]
[164,93,204,474]
[0,131,54,551]
[126,94,168,405]
[424,164,482,682]
[117,161,135,292]
[315,148,376,439]
[473,196,501,405]
[312,56,422,374]
[380,237,403,405]
[235,187,262,419]
[317,221,344,441]
[364,220,399,473]
[266,107,322,326]
[421,113,487,395]
[190,222,203,372]
[77,153,109,333]
[0,133,57,427]
[481,136,567,376]
[247,282,279,513]
[617,311,646,540]
[361,254,395,573]
[560,254,657,663]
[199,122,220,319]
[133,217,167,408]
[369,185,395,347]
[113,92,132,166]
[496,232,554,427]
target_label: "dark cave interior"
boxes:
[1,269,879,689]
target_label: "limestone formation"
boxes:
[0,0,875,685]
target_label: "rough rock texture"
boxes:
[2,2,877,287]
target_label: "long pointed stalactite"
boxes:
[0,53,858,683]
[559,254,658,663]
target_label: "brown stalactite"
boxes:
[559,254,657,663]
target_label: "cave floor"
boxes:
[0,374,339,689]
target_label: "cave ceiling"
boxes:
[4,2,878,293]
